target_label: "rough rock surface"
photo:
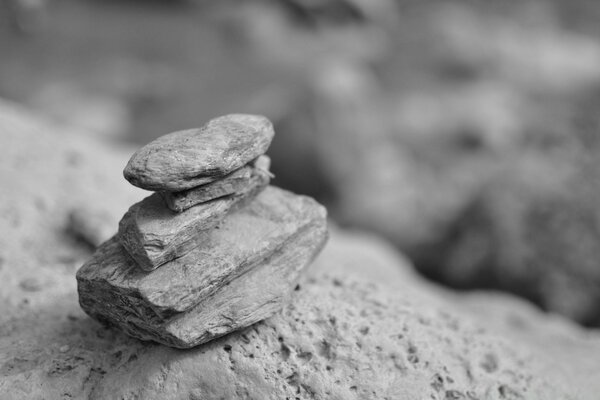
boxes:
[78,186,328,347]
[123,114,275,191]
[2,100,600,399]
[161,155,272,213]
[118,173,268,271]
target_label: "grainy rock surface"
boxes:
[2,100,600,399]
[78,186,328,347]
[161,155,272,213]
[123,114,275,191]
[118,173,267,271]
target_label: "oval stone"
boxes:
[123,114,275,191]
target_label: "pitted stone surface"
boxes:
[123,114,275,191]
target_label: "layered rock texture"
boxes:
[160,155,273,213]
[79,188,327,348]
[2,100,600,399]
[77,113,328,348]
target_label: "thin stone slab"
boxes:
[123,114,275,191]
[76,186,328,348]
[160,155,272,213]
[118,176,267,271]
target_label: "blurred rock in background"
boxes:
[3,0,600,325]
[270,1,600,326]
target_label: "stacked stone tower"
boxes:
[76,114,328,348]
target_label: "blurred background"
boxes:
[3,0,600,326]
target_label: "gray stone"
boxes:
[123,114,275,191]
[160,155,272,213]
[117,174,267,271]
[77,186,328,348]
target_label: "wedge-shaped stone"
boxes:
[160,155,272,213]
[123,114,274,191]
[76,187,328,348]
[118,176,267,271]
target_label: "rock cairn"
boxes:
[76,114,328,348]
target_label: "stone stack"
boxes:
[76,114,328,348]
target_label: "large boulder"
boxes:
[1,99,600,399]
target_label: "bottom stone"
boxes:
[77,187,328,348]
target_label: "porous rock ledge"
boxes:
[0,98,599,399]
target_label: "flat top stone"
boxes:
[78,186,327,317]
[123,114,275,191]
